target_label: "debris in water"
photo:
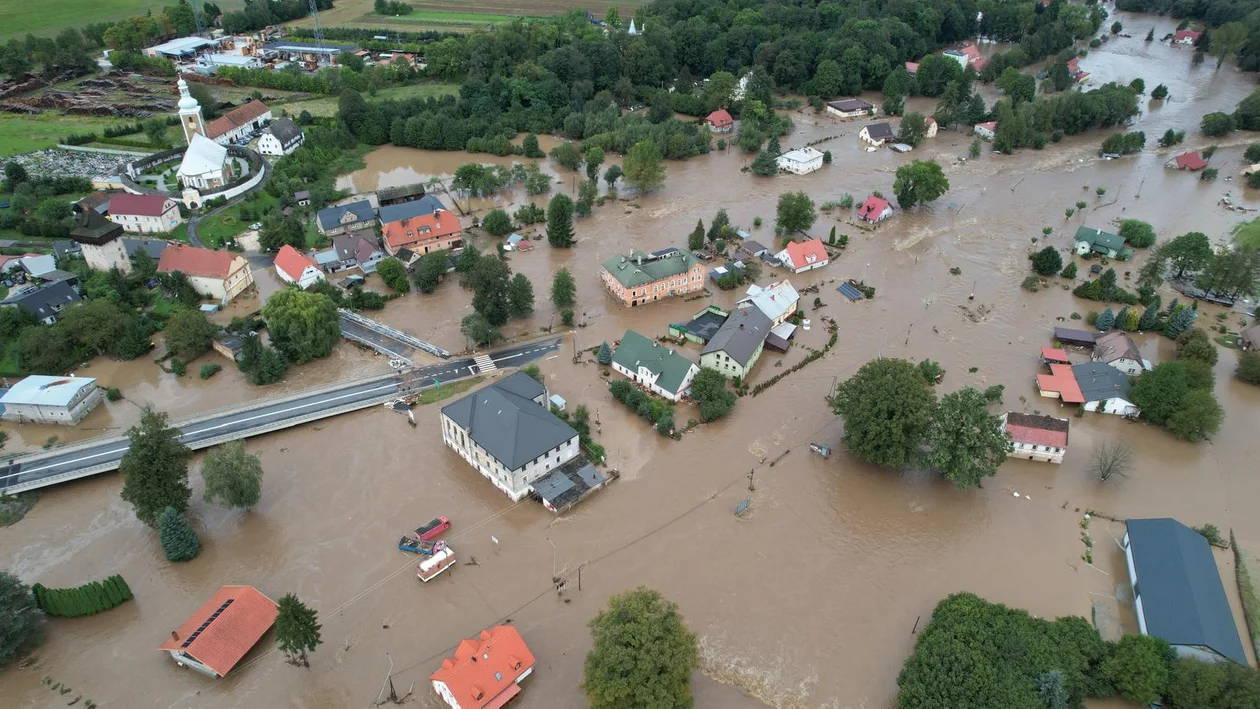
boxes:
[1013,492,1020,497]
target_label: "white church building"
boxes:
[175,79,234,200]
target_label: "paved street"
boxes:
[0,337,562,494]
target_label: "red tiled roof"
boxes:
[905,61,918,74]
[207,100,271,139]
[158,585,278,678]
[959,44,981,60]
[1041,346,1070,364]
[1006,418,1069,448]
[430,626,536,709]
[976,121,997,131]
[157,244,237,280]
[274,244,319,281]
[1066,58,1080,72]
[706,109,733,128]
[1175,29,1201,42]
[1174,151,1208,170]
[857,195,890,221]
[782,238,828,269]
[971,57,988,72]
[382,210,462,251]
[1037,363,1084,404]
[108,193,173,218]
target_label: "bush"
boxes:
[31,575,133,618]
[158,506,201,562]
[106,387,122,401]
[1103,634,1171,705]
[199,363,222,380]
[1032,246,1064,275]
[170,358,187,377]
[1061,262,1078,278]
[1237,352,1260,385]
[917,359,945,384]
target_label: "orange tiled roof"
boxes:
[1037,363,1084,404]
[274,244,319,281]
[157,244,237,280]
[430,626,536,709]
[158,585,278,677]
[382,210,462,251]
[783,238,828,269]
[207,100,271,139]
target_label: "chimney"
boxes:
[170,630,179,641]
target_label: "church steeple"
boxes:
[177,78,206,143]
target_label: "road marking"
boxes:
[474,354,496,373]
[16,380,401,477]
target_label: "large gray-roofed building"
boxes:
[1123,518,1248,665]
[377,195,446,225]
[1070,362,1131,402]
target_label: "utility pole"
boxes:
[308,0,327,62]
[747,469,755,491]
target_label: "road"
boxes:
[0,337,562,494]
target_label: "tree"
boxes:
[923,387,1010,489]
[522,133,544,158]
[4,161,28,186]
[158,506,201,562]
[481,208,513,236]
[0,570,43,669]
[376,257,410,293]
[1237,352,1260,385]
[1200,111,1235,137]
[1061,262,1077,279]
[603,163,622,187]
[775,191,816,233]
[690,367,735,422]
[1163,232,1212,278]
[468,256,512,326]
[893,160,950,210]
[1146,28,1155,42]
[1131,361,1189,425]
[119,408,192,527]
[584,146,605,182]
[583,587,698,709]
[1177,328,1219,366]
[412,249,450,294]
[1210,21,1249,69]
[687,219,705,251]
[546,193,576,248]
[262,290,341,363]
[57,299,130,356]
[1164,306,1196,340]
[1103,634,1171,705]
[1167,389,1224,441]
[1139,302,1159,330]
[1129,78,1145,95]
[1116,219,1156,249]
[551,268,576,309]
[163,308,217,360]
[897,111,929,146]
[259,215,306,251]
[707,209,730,243]
[275,593,322,667]
[997,67,1035,105]
[622,140,666,193]
[1166,657,1260,708]
[1151,84,1169,100]
[243,338,287,385]
[1159,129,1186,147]
[1089,441,1134,481]
[460,313,501,347]
[833,358,935,469]
[507,273,534,317]
[1032,246,1063,276]
[1095,307,1116,331]
[597,341,612,365]
[201,441,263,510]
[1111,21,1123,34]
[549,141,583,171]
[750,149,779,177]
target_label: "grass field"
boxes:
[0,0,247,42]
[286,0,641,32]
[366,10,538,27]
[279,82,460,117]
[0,113,122,158]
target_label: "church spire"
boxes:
[177,78,206,143]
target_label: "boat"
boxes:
[416,516,451,541]
[417,547,457,582]
[399,537,446,555]
[734,499,751,517]
[810,443,831,459]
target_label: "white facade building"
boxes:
[178,133,231,191]
[0,375,103,425]
[775,147,824,175]
[257,117,304,156]
[108,193,181,234]
[1000,412,1069,464]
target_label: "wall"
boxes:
[1009,441,1065,464]
[82,239,132,275]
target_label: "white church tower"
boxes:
[628,19,639,36]
[178,78,206,143]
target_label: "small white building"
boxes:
[107,193,182,234]
[274,245,325,289]
[439,373,580,501]
[1000,412,1069,464]
[825,98,875,118]
[257,117,304,156]
[859,122,895,146]
[0,375,103,425]
[775,147,824,175]
[775,238,830,274]
[974,121,997,141]
[737,280,799,326]
[1093,331,1148,376]
[610,329,700,401]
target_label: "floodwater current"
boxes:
[4,11,1260,708]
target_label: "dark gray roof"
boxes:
[123,238,170,260]
[3,281,81,318]
[1070,362,1131,402]
[264,117,303,147]
[52,240,80,258]
[440,372,576,470]
[317,200,376,230]
[1126,518,1248,664]
[865,122,895,140]
[742,240,768,255]
[375,183,426,204]
[294,190,311,201]
[377,195,445,225]
[532,470,575,501]
[1054,327,1096,346]
[702,306,771,365]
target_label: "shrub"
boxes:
[31,575,133,618]
[158,506,201,562]
[106,387,122,401]
[1061,262,1077,278]
[199,363,222,380]
[170,358,187,377]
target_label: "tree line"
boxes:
[31,575,133,618]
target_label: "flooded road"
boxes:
[4,13,1260,708]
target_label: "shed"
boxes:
[158,585,279,678]
[1053,327,1096,348]
[548,393,566,411]
[1041,346,1070,365]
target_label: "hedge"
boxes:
[32,575,133,617]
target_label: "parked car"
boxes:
[249,222,263,230]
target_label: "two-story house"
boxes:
[382,209,463,256]
[316,200,377,237]
[157,244,254,304]
[701,307,772,380]
[600,248,706,307]
[273,244,325,289]
[611,329,700,401]
[439,372,580,501]
[107,193,182,233]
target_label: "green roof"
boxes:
[601,249,698,288]
[611,329,697,394]
[1074,226,1125,252]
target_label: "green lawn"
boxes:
[365,10,537,26]
[0,342,21,377]
[0,113,123,157]
[0,0,247,41]
[278,82,460,118]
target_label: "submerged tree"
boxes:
[923,387,1010,489]
[583,587,698,709]
[833,358,935,469]
[275,593,322,667]
[201,441,264,510]
[119,408,193,527]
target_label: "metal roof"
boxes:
[611,329,698,394]
[440,372,577,471]
[377,195,445,224]
[2,281,81,318]
[317,200,376,230]
[147,36,217,57]
[0,375,96,407]
[1070,362,1131,403]
[703,307,772,366]
[1126,518,1248,665]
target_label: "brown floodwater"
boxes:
[5,12,1260,708]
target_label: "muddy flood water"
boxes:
[5,12,1260,708]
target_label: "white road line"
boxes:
[18,381,400,476]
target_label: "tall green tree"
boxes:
[690,367,735,422]
[1167,389,1224,442]
[893,160,950,210]
[775,191,816,233]
[1032,246,1063,276]
[688,219,705,251]
[1103,634,1171,705]
[158,506,201,562]
[469,256,513,326]
[507,273,535,316]
[923,387,1011,489]
[412,249,451,294]
[261,289,341,363]
[119,408,192,527]
[460,313,501,347]
[584,146,605,182]
[833,359,936,468]
[622,140,666,193]
[551,267,576,309]
[201,441,264,510]
[546,193,576,248]
[707,209,730,242]
[275,593,322,667]
[376,257,410,293]
[481,208,513,236]
[0,571,43,669]
[58,299,131,356]
[583,587,698,709]
[1163,232,1213,278]
[1131,361,1189,425]
[897,111,929,146]
[163,308,217,360]
[1209,22,1249,69]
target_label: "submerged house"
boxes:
[159,585,278,678]
[1074,226,1133,260]
[610,329,700,401]
[1092,331,1148,376]
[1000,412,1069,464]
[430,625,537,709]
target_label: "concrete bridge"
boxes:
[337,309,450,364]
[0,338,561,495]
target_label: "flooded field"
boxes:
[4,12,1260,708]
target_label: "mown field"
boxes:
[277,81,460,117]
[0,0,247,42]
[286,0,642,31]
[0,113,121,157]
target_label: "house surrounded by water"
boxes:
[600,248,706,307]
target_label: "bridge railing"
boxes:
[339,309,450,358]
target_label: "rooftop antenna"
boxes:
[308,0,327,63]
